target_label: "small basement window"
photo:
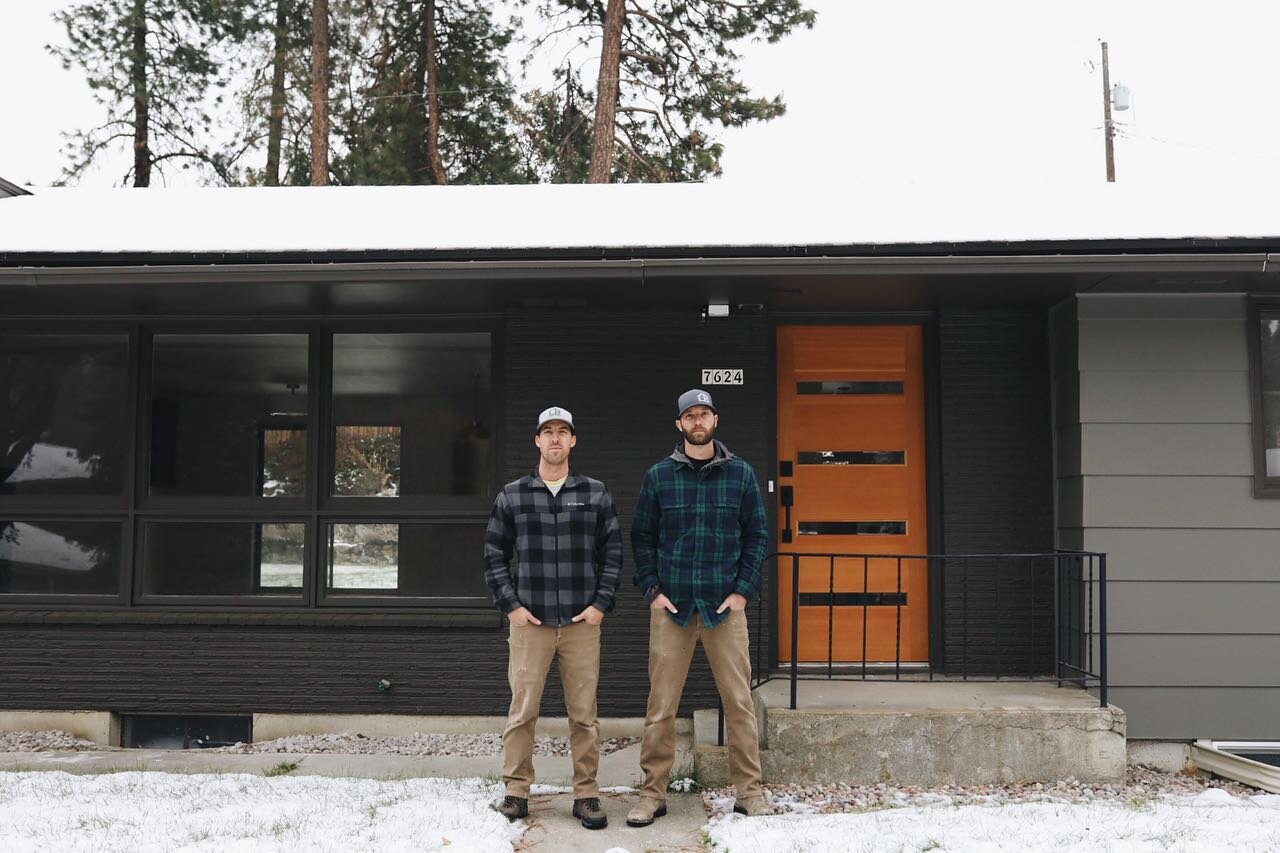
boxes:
[121,714,251,749]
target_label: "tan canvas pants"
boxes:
[638,608,762,801]
[502,620,601,798]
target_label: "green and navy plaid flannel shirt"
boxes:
[631,440,769,628]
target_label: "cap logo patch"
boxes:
[696,393,710,403]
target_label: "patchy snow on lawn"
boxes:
[705,790,1280,852]
[0,771,522,853]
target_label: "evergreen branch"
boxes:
[620,49,666,70]
[613,128,663,180]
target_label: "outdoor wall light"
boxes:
[375,679,392,692]
[703,302,730,320]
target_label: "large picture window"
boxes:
[141,521,305,599]
[331,333,491,499]
[0,322,495,610]
[150,334,309,498]
[1,335,130,496]
[324,522,487,599]
[0,519,122,595]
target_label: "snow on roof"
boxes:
[1,181,1278,257]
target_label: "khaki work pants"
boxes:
[502,620,601,798]
[638,608,762,801]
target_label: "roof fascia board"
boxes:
[0,252,1269,287]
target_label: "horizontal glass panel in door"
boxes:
[325,522,487,598]
[797,451,905,465]
[0,519,122,595]
[141,522,305,597]
[796,381,904,395]
[150,334,309,498]
[798,521,907,535]
[331,333,491,498]
[1,335,130,495]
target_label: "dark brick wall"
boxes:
[938,309,1056,674]
[0,310,774,719]
[0,621,511,715]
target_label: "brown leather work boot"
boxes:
[732,795,773,817]
[572,796,608,829]
[625,797,668,827]
[495,795,528,821]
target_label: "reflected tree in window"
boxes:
[0,520,121,595]
[1,336,129,495]
[333,426,401,497]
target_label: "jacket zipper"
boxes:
[552,481,562,625]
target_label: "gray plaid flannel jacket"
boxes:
[483,469,623,626]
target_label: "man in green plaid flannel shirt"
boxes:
[625,389,771,827]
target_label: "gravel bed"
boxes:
[700,765,1263,816]
[213,732,640,757]
[0,730,101,752]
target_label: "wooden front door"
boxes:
[776,325,929,663]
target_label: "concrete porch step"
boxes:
[693,680,1126,787]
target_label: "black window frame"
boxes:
[0,321,137,605]
[1247,297,1280,497]
[318,517,491,607]
[0,316,501,613]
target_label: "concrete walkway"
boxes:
[0,736,709,852]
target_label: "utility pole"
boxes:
[1101,41,1115,182]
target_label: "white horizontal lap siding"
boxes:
[1072,294,1280,739]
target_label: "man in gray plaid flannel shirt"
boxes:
[483,405,622,830]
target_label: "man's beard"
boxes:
[681,424,715,446]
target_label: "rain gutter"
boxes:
[0,251,1272,288]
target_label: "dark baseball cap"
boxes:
[677,389,717,418]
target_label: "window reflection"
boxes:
[333,426,401,497]
[0,520,121,595]
[331,333,490,498]
[0,335,129,495]
[142,522,304,597]
[150,334,308,498]
[326,523,487,598]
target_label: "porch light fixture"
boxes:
[704,301,730,319]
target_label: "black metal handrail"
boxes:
[746,549,1108,708]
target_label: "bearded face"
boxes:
[676,406,717,446]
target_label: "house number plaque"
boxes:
[701,369,744,385]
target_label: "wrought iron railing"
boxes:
[714,550,1108,741]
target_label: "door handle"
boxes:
[780,485,793,543]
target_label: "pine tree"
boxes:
[535,0,816,183]
[310,0,330,185]
[513,66,594,183]
[49,0,246,186]
[329,1,529,185]
[218,0,317,187]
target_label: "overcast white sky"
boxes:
[4,0,1280,189]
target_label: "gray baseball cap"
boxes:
[536,405,574,433]
[677,389,717,418]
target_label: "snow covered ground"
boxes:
[704,788,1280,852]
[1,768,1279,851]
[0,771,521,853]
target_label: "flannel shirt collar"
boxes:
[526,467,585,491]
[668,439,734,471]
